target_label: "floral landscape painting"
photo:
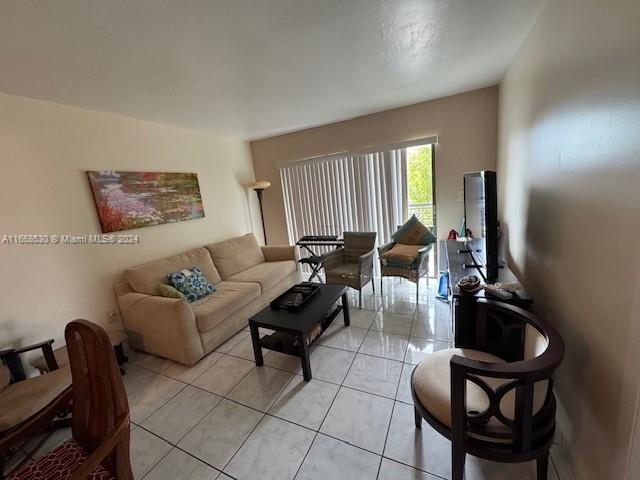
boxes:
[87,171,205,233]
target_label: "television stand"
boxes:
[457,248,481,254]
[441,240,533,355]
[463,263,482,270]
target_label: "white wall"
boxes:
[251,87,498,245]
[0,93,260,351]
[497,0,640,478]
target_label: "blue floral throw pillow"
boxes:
[167,267,215,302]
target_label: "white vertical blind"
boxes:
[279,148,409,247]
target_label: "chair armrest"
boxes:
[417,244,432,255]
[1,339,60,374]
[358,249,376,278]
[450,349,563,381]
[10,339,54,356]
[261,245,300,262]
[359,249,376,268]
[321,248,344,272]
[69,414,130,480]
[116,292,203,365]
[416,244,432,273]
[0,348,15,360]
[377,242,394,256]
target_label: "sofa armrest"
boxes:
[116,292,203,366]
[261,245,300,262]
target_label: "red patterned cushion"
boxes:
[9,439,114,480]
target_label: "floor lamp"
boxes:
[248,180,271,244]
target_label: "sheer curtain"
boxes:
[280,148,408,247]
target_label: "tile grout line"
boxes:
[216,362,299,476]
[293,290,380,479]
[131,345,270,478]
[134,423,224,479]
[131,281,447,480]
[132,370,452,480]
[376,280,419,480]
[294,306,378,479]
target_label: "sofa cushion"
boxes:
[228,260,297,293]
[0,367,71,432]
[206,233,265,279]
[157,283,186,300]
[192,281,261,332]
[125,247,221,296]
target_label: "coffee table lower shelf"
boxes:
[248,285,350,381]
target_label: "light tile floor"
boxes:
[11,278,569,480]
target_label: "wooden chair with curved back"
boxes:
[8,320,133,480]
[411,299,564,480]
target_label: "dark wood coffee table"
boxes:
[248,284,350,381]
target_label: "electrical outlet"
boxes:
[457,190,464,202]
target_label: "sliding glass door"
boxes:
[407,144,436,233]
[280,148,408,245]
[279,140,437,273]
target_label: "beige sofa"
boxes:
[114,233,300,365]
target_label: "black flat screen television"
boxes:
[463,170,498,281]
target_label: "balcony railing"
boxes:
[408,202,435,231]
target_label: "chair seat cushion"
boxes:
[412,348,548,431]
[228,260,297,293]
[0,367,71,432]
[8,438,114,480]
[325,263,360,281]
[379,244,423,268]
[192,281,261,332]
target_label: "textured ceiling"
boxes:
[0,0,542,139]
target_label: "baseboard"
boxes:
[553,399,581,480]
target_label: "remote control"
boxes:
[483,285,513,300]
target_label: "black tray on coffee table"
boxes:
[248,283,349,381]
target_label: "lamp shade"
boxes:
[248,180,271,190]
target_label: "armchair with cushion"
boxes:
[321,232,377,308]
[378,214,436,300]
[0,340,72,478]
[411,300,564,480]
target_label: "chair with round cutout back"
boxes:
[411,299,564,480]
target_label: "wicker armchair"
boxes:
[322,232,377,308]
[378,241,432,300]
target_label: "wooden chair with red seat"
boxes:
[8,320,133,480]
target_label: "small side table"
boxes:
[31,330,129,374]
